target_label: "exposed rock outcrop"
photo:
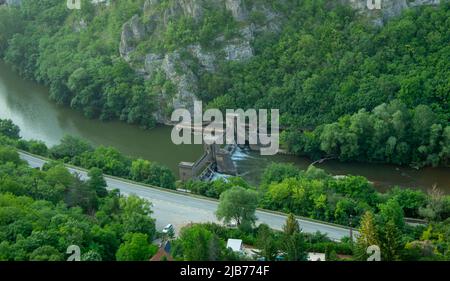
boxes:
[5,0,21,6]
[225,0,248,21]
[119,15,146,61]
[118,0,280,123]
[119,0,442,124]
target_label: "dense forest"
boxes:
[0,0,449,262]
[0,0,448,168]
[0,119,176,189]
[182,161,450,226]
[3,117,448,230]
[1,120,449,260]
[0,144,160,261]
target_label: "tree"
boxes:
[380,220,403,261]
[131,159,175,189]
[283,214,300,235]
[419,186,446,222]
[87,168,108,198]
[79,146,130,177]
[119,195,156,239]
[0,119,20,139]
[256,224,278,261]
[130,159,151,182]
[115,233,157,261]
[281,214,307,261]
[82,250,103,261]
[177,225,223,261]
[50,135,93,160]
[0,146,21,165]
[378,199,405,230]
[261,163,299,186]
[29,246,63,261]
[64,175,98,214]
[355,211,380,261]
[216,187,258,231]
[45,164,73,187]
[387,187,427,218]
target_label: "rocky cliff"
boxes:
[116,0,441,124]
[118,0,283,123]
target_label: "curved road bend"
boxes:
[20,152,353,241]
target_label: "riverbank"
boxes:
[0,61,449,193]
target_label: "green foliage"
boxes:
[261,163,299,187]
[87,168,108,198]
[115,233,158,261]
[355,211,380,260]
[180,177,251,198]
[119,195,156,238]
[210,1,449,129]
[1,0,155,128]
[0,120,177,190]
[216,186,259,230]
[130,158,175,189]
[0,119,20,140]
[0,143,158,261]
[50,135,93,161]
[280,214,308,261]
[256,224,278,261]
[285,101,449,167]
[173,224,225,261]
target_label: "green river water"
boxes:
[1,61,449,193]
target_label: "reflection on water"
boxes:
[0,61,449,193]
[0,61,203,173]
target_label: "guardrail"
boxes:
[17,149,357,231]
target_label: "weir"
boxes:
[176,117,281,182]
[178,140,237,182]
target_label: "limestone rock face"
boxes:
[5,0,21,5]
[119,15,146,60]
[161,52,199,113]
[119,0,441,124]
[223,41,253,61]
[225,0,248,21]
[141,52,200,124]
[187,44,216,72]
[118,0,279,123]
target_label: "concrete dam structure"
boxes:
[178,140,237,182]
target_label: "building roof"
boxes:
[150,241,173,261]
[226,239,243,252]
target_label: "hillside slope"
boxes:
[0,0,448,167]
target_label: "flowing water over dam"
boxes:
[0,61,449,192]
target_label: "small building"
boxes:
[226,239,243,252]
[150,241,173,261]
[307,252,326,261]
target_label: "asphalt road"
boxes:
[20,152,353,241]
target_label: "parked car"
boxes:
[162,224,174,235]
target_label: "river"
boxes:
[0,61,449,193]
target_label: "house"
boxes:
[226,239,243,252]
[150,241,173,261]
[307,252,326,261]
